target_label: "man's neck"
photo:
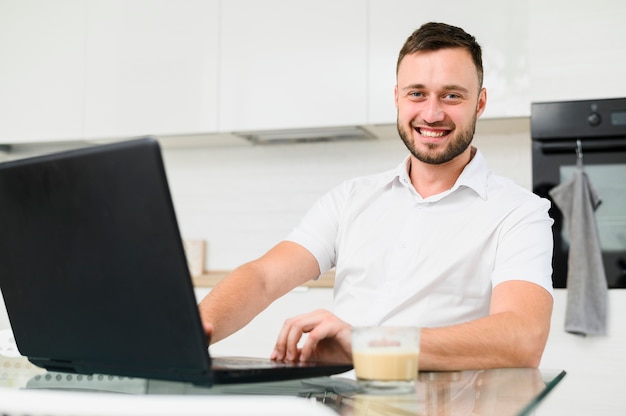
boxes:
[408,147,476,198]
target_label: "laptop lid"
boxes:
[0,137,215,384]
[0,137,351,386]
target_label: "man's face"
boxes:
[394,48,487,165]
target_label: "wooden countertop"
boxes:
[192,270,335,288]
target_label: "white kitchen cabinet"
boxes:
[529,0,626,103]
[0,0,85,143]
[10,1,620,145]
[368,0,531,123]
[218,0,368,133]
[83,0,220,140]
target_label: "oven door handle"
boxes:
[536,137,626,154]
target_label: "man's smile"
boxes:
[415,126,452,140]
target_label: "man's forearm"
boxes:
[198,263,273,344]
[419,314,545,371]
[198,241,321,344]
[419,281,553,371]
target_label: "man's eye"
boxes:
[409,91,424,98]
[444,93,461,101]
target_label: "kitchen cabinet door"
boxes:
[83,0,220,140]
[529,0,626,103]
[0,0,85,143]
[218,0,368,133]
[368,0,531,123]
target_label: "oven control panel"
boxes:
[531,97,626,139]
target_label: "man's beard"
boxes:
[397,117,477,165]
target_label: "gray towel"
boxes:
[549,168,608,336]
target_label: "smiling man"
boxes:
[199,22,554,371]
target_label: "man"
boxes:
[199,22,554,371]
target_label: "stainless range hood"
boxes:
[235,125,376,144]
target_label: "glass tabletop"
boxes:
[1,356,565,416]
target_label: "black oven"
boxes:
[532,97,626,289]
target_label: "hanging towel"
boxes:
[549,168,608,336]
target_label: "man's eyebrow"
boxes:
[442,84,470,93]
[401,83,426,91]
[401,83,470,94]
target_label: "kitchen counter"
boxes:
[0,355,565,416]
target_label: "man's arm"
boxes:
[419,280,553,370]
[273,280,553,369]
[198,241,320,344]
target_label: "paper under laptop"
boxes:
[0,137,351,386]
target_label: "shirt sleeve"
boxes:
[491,195,555,296]
[284,182,347,275]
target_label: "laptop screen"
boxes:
[0,137,213,383]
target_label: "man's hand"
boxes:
[270,309,352,364]
[202,321,214,345]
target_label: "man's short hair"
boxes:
[397,22,484,88]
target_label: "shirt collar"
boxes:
[392,147,490,200]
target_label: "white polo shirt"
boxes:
[286,149,554,328]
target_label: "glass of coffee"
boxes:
[351,326,421,393]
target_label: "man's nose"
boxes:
[421,99,445,123]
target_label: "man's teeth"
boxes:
[420,129,446,138]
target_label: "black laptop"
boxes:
[0,137,351,386]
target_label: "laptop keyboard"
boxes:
[212,357,294,369]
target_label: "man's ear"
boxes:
[476,88,487,118]
[394,84,399,110]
